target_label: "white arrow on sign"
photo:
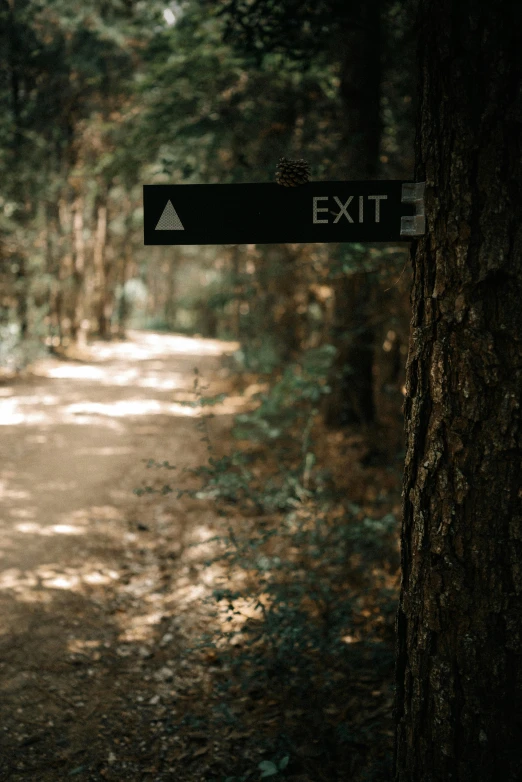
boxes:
[155,200,184,230]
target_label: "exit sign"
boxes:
[143,181,425,245]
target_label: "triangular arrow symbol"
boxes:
[155,200,184,230]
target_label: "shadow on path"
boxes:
[0,330,241,781]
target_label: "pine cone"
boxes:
[275,157,311,186]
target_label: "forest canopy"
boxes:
[0,0,414,381]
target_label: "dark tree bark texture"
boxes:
[395,2,522,780]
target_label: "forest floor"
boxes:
[0,330,402,782]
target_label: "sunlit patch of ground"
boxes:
[0,332,259,431]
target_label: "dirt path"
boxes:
[0,331,241,781]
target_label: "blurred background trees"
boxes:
[0,0,415,438]
[0,3,419,777]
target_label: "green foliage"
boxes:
[136,357,398,779]
[216,0,356,64]
[258,755,290,777]
[170,346,336,514]
[233,345,335,443]
[0,321,47,371]
[134,0,347,186]
[201,501,397,680]
[231,340,281,375]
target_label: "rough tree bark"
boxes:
[394,2,522,780]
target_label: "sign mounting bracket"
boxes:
[400,182,426,237]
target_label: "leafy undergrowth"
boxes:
[136,351,403,782]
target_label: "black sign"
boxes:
[143,181,423,245]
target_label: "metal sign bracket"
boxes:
[400,182,426,237]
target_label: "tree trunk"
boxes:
[45,200,62,344]
[326,272,377,426]
[15,255,28,340]
[57,194,75,344]
[324,0,382,426]
[5,0,22,152]
[231,244,242,339]
[394,2,522,780]
[164,249,178,331]
[115,200,134,340]
[71,194,86,342]
[92,189,110,339]
[338,0,382,180]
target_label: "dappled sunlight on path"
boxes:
[0,330,240,780]
[0,328,239,604]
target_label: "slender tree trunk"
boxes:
[93,188,110,338]
[394,2,522,780]
[338,0,382,180]
[4,0,21,152]
[148,247,163,323]
[324,0,382,426]
[45,201,61,344]
[164,249,178,331]
[277,245,305,361]
[116,195,135,339]
[57,194,75,344]
[115,262,128,340]
[231,244,242,339]
[71,194,86,342]
[5,0,28,342]
[15,256,28,340]
[261,245,304,362]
